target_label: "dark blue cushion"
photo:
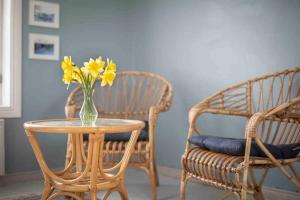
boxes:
[83,121,149,142]
[188,135,300,159]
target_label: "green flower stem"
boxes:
[80,87,98,126]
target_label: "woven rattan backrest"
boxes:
[68,71,172,121]
[189,68,300,144]
[249,68,300,144]
[202,68,300,115]
[250,68,300,113]
[204,82,250,115]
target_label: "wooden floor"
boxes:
[0,168,299,200]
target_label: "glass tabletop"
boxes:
[24,118,145,133]
[27,118,140,127]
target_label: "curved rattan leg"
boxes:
[117,180,129,200]
[48,192,82,200]
[75,192,84,200]
[102,190,112,200]
[65,134,72,167]
[41,181,53,200]
[89,191,97,200]
[180,170,188,200]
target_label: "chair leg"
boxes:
[250,168,267,200]
[148,162,158,200]
[253,188,265,200]
[240,188,247,200]
[180,170,187,200]
[153,156,160,186]
[233,192,241,200]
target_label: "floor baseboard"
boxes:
[157,166,300,200]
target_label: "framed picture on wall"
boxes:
[29,0,60,28]
[29,33,60,61]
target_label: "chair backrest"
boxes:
[250,68,300,113]
[67,71,172,121]
[190,68,300,144]
[249,68,300,144]
[194,68,300,116]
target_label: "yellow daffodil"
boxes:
[101,69,116,87]
[72,67,83,84]
[62,72,73,84]
[61,56,73,72]
[60,55,118,125]
[96,56,105,68]
[60,55,117,89]
[106,58,117,72]
[61,56,75,84]
[83,57,105,79]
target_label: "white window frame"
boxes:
[0,0,22,118]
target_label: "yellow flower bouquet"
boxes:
[61,56,117,125]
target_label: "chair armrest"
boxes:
[245,96,300,139]
[147,87,172,144]
[242,98,300,188]
[157,83,173,113]
[188,81,251,131]
[265,96,300,119]
[148,84,173,126]
[148,106,161,126]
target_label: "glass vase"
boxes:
[79,88,98,126]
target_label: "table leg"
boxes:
[41,180,53,200]
[90,133,104,200]
[117,177,129,200]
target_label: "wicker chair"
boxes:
[65,71,172,200]
[180,68,300,200]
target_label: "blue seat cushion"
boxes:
[188,135,300,159]
[83,121,149,142]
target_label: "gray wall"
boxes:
[5,0,134,173]
[129,0,300,192]
[4,0,300,192]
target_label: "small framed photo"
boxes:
[29,0,60,28]
[29,33,60,61]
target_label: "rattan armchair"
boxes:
[65,71,172,200]
[180,68,300,200]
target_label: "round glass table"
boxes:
[24,118,145,200]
